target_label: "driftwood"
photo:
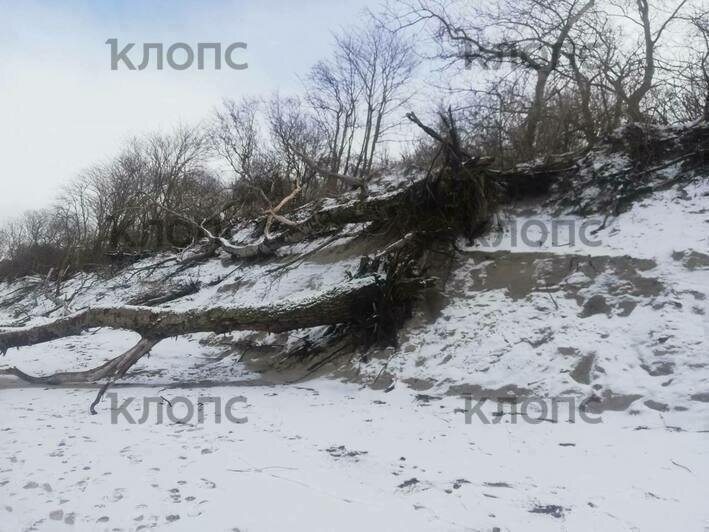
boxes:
[1,338,161,386]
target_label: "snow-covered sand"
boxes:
[1,179,708,531]
[2,383,708,531]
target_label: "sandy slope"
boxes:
[1,179,708,531]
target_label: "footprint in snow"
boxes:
[397,477,419,489]
[529,504,566,518]
[324,445,368,461]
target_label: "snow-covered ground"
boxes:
[1,178,708,531]
[2,382,708,531]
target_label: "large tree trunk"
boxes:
[523,69,550,157]
[0,275,415,353]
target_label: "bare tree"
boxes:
[210,97,262,183]
[0,228,8,261]
[306,59,361,183]
[654,10,709,123]
[398,0,595,156]
[597,0,690,122]
[690,12,709,121]
[310,19,417,178]
[267,95,325,196]
[142,126,210,218]
[342,21,417,176]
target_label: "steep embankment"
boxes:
[0,124,707,531]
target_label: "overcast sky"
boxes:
[0,0,379,221]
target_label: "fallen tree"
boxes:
[135,110,584,272]
[0,271,433,411]
[143,111,506,264]
[0,276,420,352]
[0,110,513,413]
